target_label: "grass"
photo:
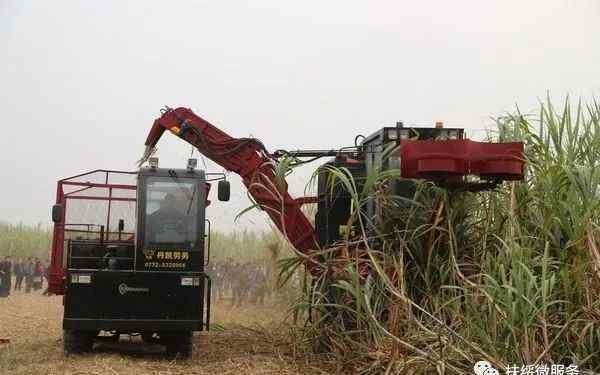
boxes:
[0,221,285,264]
[274,97,600,373]
[210,228,287,262]
[0,222,52,260]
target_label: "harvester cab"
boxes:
[48,161,230,357]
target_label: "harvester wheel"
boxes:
[141,332,163,344]
[63,329,94,354]
[165,331,193,359]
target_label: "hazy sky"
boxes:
[1,1,599,232]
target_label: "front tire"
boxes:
[63,330,94,354]
[165,331,193,358]
[141,332,163,344]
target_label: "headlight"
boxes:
[181,277,201,286]
[71,274,92,284]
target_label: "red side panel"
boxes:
[400,140,524,181]
[48,170,137,295]
[48,183,66,295]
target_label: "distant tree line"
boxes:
[0,222,52,260]
[0,221,287,263]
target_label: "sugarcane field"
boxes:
[1,1,600,374]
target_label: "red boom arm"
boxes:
[143,107,321,271]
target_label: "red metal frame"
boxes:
[48,170,137,295]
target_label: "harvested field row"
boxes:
[0,291,331,375]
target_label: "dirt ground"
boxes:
[0,289,330,375]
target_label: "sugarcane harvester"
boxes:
[140,107,524,274]
[48,106,523,357]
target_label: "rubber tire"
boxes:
[165,331,193,359]
[141,332,163,344]
[63,330,94,354]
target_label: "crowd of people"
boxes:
[208,260,273,306]
[1,255,300,303]
[207,259,302,306]
[0,256,48,298]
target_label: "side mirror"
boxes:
[217,180,230,201]
[51,204,62,223]
[118,219,125,232]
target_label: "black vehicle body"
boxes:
[315,123,464,247]
[60,166,223,356]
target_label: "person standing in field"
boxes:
[0,258,5,297]
[42,263,52,296]
[0,256,12,297]
[24,257,35,293]
[33,258,44,291]
[13,257,25,291]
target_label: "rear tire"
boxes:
[63,330,94,354]
[165,331,193,359]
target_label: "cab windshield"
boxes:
[145,176,199,247]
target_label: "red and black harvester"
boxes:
[47,106,523,356]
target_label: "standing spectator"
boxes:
[0,256,12,297]
[13,257,25,291]
[24,257,35,293]
[42,263,53,296]
[33,258,44,291]
[0,258,5,297]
